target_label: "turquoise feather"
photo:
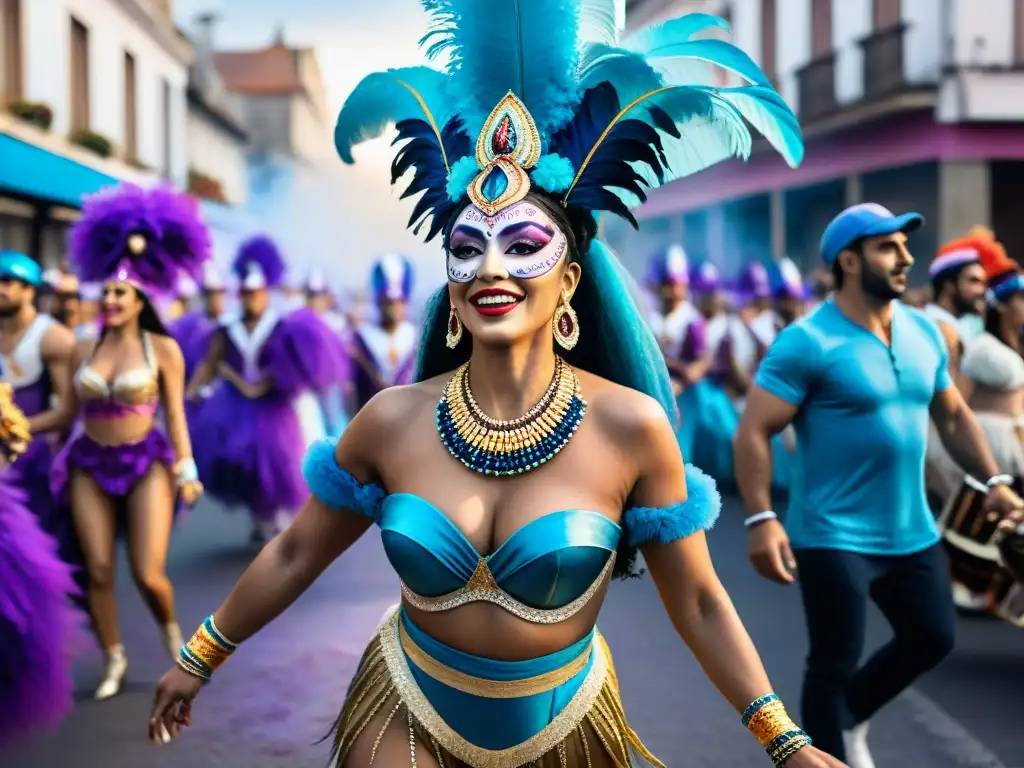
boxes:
[620,13,730,53]
[577,0,621,46]
[334,67,451,164]
[419,0,584,138]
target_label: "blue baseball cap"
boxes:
[0,251,42,287]
[819,203,924,265]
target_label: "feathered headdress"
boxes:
[371,254,414,302]
[646,244,688,287]
[737,260,771,300]
[771,257,804,300]
[689,259,721,295]
[232,236,286,291]
[335,3,803,240]
[68,183,211,298]
[969,227,1022,304]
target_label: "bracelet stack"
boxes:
[177,615,237,681]
[174,457,200,485]
[743,693,813,766]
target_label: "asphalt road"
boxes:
[3,495,1021,767]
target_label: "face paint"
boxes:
[447,202,568,282]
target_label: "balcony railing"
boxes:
[796,54,837,122]
[860,24,907,98]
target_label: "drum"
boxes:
[937,475,1020,618]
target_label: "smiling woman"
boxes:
[147,4,845,768]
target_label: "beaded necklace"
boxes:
[436,356,587,476]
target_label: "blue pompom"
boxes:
[530,154,575,194]
[446,156,480,202]
[302,439,386,520]
[622,464,721,549]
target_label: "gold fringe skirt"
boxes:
[328,608,663,768]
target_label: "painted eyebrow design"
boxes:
[450,224,486,241]
[498,222,555,239]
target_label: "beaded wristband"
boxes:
[743,694,813,766]
[176,615,238,681]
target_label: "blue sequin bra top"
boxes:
[303,441,722,625]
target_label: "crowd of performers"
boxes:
[0,181,420,743]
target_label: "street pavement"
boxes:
[2,495,1021,767]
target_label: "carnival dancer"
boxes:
[750,257,805,349]
[187,236,348,547]
[646,245,697,380]
[924,232,987,376]
[0,383,83,747]
[0,252,78,545]
[945,229,1024,621]
[305,267,351,434]
[923,230,990,506]
[348,254,418,414]
[169,262,228,385]
[734,203,1023,767]
[685,259,738,482]
[150,6,843,767]
[53,183,209,701]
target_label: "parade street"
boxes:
[3,496,1022,768]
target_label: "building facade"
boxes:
[610,0,1024,280]
[185,14,249,207]
[0,0,192,265]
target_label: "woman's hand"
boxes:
[148,666,203,745]
[747,518,797,584]
[784,745,849,767]
[179,479,204,506]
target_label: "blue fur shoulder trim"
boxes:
[302,439,385,521]
[623,464,721,548]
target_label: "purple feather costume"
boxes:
[190,237,348,522]
[0,454,83,746]
[52,183,211,504]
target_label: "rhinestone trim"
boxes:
[399,553,616,624]
[377,608,610,767]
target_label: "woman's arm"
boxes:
[204,390,398,642]
[156,337,192,463]
[621,403,841,766]
[629,405,773,710]
[29,322,78,434]
[185,330,224,398]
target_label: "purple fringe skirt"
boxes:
[51,428,178,506]
[0,477,83,747]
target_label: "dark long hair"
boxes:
[416,191,678,579]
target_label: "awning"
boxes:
[0,133,117,207]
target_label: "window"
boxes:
[872,0,901,30]
[761,0,776,80]
[70,18,90,130]
[124,52,137,160]
[1016,0,1024,63]
[1,0,23,101]
[161,78,171,177]
[810,0,832,58]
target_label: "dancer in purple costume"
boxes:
[645,244,699,396]
[0,252,78,549]
[170,262,228,384]
[0,383,83,747]
[54,182,209,701]
[348,253,418,413]
[750,257,806,350]
[187,236,348,546]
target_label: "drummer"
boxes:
[733,204,1023,766]
[951,228,1024,618]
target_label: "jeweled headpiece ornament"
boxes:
[335,3,803,240]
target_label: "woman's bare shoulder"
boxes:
[357,374,449,432]
[575,369,674,444]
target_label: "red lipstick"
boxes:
[469,287,525,317]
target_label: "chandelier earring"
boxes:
[446,303,464,349]
[552,292,579,351]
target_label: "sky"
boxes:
[174,0,449,297]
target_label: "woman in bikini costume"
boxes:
[0,383,83,746]
[150,4,844,766]
[54,183,209,701]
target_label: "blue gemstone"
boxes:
[480,165,509,201]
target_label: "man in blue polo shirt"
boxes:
[733,204,1024,767]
